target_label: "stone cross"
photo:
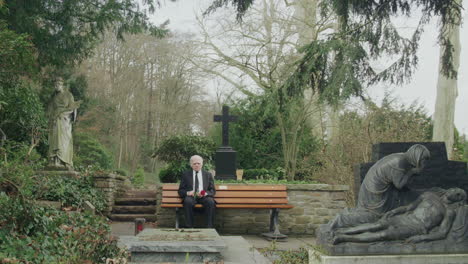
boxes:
[213,105,238,147]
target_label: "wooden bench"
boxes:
[161,184,294,239]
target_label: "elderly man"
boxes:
[178,155,216,228]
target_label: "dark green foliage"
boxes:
[214,0,461,104]
[228,96,283,169]
[158,161,189,183]
[34,175,107,213]
[227,96,320,173]
[154,135,217,163]
[0,20,37,82]
[1,0,166,70]
[67,74,90,114]
[0,80,47,144]
[0,141,106,212]
[0,141,124,262]
[0,195,127,263]
[0,141,44,197]
[74,132,114,170]
[154,135,216,183]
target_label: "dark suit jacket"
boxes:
[178,170,216,199]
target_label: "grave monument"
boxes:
[118,228,226,263]
[314,142,468,263]
[213,105,238,180]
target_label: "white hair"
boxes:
[190,155,203,164]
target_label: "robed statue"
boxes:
[47,79,81,170]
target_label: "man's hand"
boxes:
[187,191,194,197]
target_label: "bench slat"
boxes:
[162,184,287,191]
[162,190,287,198]
[162,197,289,204]
[161,203,294,209]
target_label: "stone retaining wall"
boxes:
[92,173,127,214]
[156,184,349,235]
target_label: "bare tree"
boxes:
[78,32,208,171]
[194,0,334,179]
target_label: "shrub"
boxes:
[74,132,113,170]
[158,161,189,183]
[242,168,284,181]
[0,80,47,144]
[0,141,45,197]
[154,135,216,163]
[132,166,145,187]
[0,194,127,263]
[154,135,216,183]
[34,174,106,213]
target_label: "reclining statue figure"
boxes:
[333,188,467,244]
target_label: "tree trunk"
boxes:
[432,0,461,159]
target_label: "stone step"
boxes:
[119,190,157,198]
[109,214,157,222]
[112,205,156,214]
[115,197,156,205]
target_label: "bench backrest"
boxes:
[161,184,293,208]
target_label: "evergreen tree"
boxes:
[208,0,462,98]
[1,0,167,71]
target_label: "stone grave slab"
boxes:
[118,228,226,263]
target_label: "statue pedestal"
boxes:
[309,249,468,264]
[37,169,80,178]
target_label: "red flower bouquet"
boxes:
[195,190,206,199]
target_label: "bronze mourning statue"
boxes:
[317,143,468,255]
[332,188,466,244]
[329,144,430,229]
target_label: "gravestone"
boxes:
[354,142,468,205]
[316,142,468,256]
[213,105,238,180]
[118,228,226,263]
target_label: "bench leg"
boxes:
[175,208,180,229]
[262,208,287,241]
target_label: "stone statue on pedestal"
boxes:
[332,188,466,244]
[317,143,468,255]
[47,79,81,170]
[329,144,430,229]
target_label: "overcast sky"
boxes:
[151,0,468,135]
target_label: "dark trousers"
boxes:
[183,196,216,228]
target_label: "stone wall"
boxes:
[156,184,349,235]
[92,173,127,214]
